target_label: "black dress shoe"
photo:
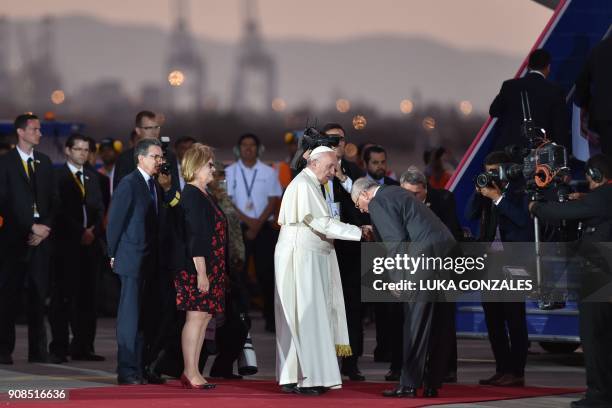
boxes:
[118,376,142,385]
[0,353,13,365]
[293,387,322,396]
[342,369,366,381]
[570,398,612,408]
[382,386,417,398]
[143,368,166,384]
[423,388,439,398]
[72,353,105,362]
[384,369,401,381]
[478,372,504,385]
[29,354,66,364]
[280,383,297,393]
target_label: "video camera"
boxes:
[301,127,341,151]
[475,163,523,189]
[290,126,340,171]
[160,136,172,176]
[504,92,570,201]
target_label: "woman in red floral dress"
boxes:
[175,143,227,389]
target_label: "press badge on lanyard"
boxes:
[240,166,257,212]
[323,182,341,220]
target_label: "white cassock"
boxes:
[274,166,361,388]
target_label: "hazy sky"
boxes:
[3,0,552,55]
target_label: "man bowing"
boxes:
[274,146,367,396]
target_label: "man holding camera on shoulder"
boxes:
[465,151,533,387]
[529,154,612,408]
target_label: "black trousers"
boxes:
[116,254,161,379]
[400,301,454,389]
[579,302,612,404]
[340,286,364,371]
[49,242,99,357]
[591,120,612,157]
[482,301,528,376]
[390,303,457,376]
[242,222,278,327]
[374,302,396,360]
[0,244,49,359]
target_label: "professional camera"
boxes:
[475,163,522,189]
[159,136,172,176]
[301,126,341,151]
[290,126,340,171]
[503,92,570,200]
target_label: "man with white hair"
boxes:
[351,177,456,399]
[274,146,367,396]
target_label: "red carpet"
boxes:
[11,380,582,407]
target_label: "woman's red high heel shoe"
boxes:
[180,374,216,389]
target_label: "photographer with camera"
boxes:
[529,153,612,408]
[113,111,181,204]
[465,151,533,387]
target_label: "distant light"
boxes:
[352,114,367,130]
[459,100,473,115]
[400,99,414,114]
[51,90,65,105]
[336,98,351,113]
[422,116,436,130]
[271,97,286,112]
[168,70,185,86]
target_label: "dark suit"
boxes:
[368,176,402,364]
[326,161,366,373]
[490,71,569,151]
[575,37,612,156]
[389,187,464,376]
[466,184,532,377]
[369,185,456,389]
[49,164,105,358]
[107,169,164,380]
[0,148,57,359]
[531,184,612,405]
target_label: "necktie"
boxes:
[75,170,85,197]
[27,158,35,180]
[27,158,39,214]
[148,178,157,212]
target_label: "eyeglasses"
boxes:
[71,147,90,153]
[147,154,164,161]
[138,126,161,131]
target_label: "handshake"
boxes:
[360,225,374,242]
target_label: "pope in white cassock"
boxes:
[274,146,363,395]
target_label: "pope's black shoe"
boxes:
[293,386,323,396]
[280,383,297,393]
[382,386,417,398]
[423,388,439,398]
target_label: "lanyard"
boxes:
[239,165,258,200]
